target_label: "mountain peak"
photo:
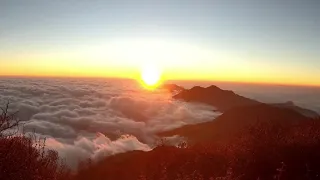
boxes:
[173,85,259,112]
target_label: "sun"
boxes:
[140,64,162,88]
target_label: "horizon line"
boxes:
[1,74,320,88]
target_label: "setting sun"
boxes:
[140,64,162,88]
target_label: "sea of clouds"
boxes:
[0,78,219,168]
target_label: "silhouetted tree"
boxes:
[0,101,20,137]
[0,102,71,180]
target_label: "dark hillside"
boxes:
[161,104,311,144]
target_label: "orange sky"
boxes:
[1,38,320,87]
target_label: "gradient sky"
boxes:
[0,0,319,86]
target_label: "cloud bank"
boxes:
[0,78,219,167]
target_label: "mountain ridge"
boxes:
[171,84,319,118]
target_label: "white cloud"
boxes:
[45,133,151,169]
[0,78,218,167]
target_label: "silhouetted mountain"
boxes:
[271,101,319,118]
[173,85,318,118]
[173,85,260,112]
[161,104,311,144]
[160,84,185,93]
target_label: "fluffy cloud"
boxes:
[0,78,219,167]
[45,133,151,169]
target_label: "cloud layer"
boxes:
[0,78,219,167]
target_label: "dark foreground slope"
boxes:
[74,118,320,180]
[160,104,311,144]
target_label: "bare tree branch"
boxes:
[0,101,20,137]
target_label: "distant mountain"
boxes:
[271,101,319,118]
[160,104,311,144]
[159,84,185,93]
[173,85,319,118]
[173,85,260,112]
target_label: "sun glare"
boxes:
[141,64,162,89]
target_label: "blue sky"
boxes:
[0,0,319,85]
